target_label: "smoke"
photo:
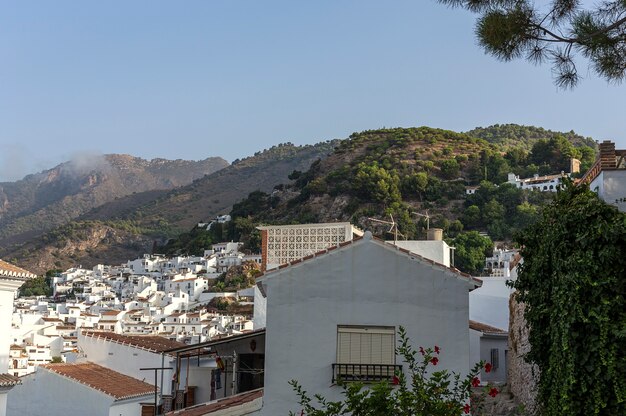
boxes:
[63,151,112,177]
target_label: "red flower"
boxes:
[434,345,440,354]
[471,377,480,387]
[485,363,492,373]
[430,357,439,366]
[392,375,400,385]
[463,403,471,414]
[489,387,499,397]
[419,347,425,355]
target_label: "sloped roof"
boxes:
[469,320,507,334]
[0,374,21,387]
[0,259,37,280]
[166,388,263,416]
[40,362,153,401]
[82,331,185,353]
[257,232,481,291]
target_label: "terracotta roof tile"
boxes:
[469,320,507,334]
[166,388,263,416]
[41,362,153,400]
[0,259,37,280]
[82,331,185,353]
[0,373,21,387]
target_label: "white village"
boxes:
[0,140,625,416]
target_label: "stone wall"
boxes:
[507,293,539,414]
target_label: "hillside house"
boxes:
[255,232,480,414]
[580,140,626,212]
[469,320,508,384]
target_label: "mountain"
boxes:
[4,125,599,275]
[2,141,338,274]
[0,154,228,247]
[170,126,597,263]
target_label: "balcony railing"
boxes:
[332,363,402,383]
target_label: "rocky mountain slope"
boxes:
[0,154,228,246]
[2,142,338,274]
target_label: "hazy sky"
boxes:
[1,1,624,181]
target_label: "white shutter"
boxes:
[337,326,395,364]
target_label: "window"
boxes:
[334,326,400,382]
[490,348,499,371]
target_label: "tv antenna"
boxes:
[412,211,430,231]
[367,214,405,242]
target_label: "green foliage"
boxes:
[451,231,493,275]
[438,1,626,87]
[353,162,401,205]
[439,158,460,179]
[19,276,51,297]
[290,327,495,416]
[513,183,626,415]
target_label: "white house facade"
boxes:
[256,232,480,415]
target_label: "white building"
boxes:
[0,260,36,414]
[7,362,154,416]
[507,172,566,192]
[78,331,184,401]
[582,140,626,212]
[256,231,480,415]
[469,320,508,385]
[484,248,519,278]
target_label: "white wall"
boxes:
[388,240,451,267]
[469,277,513,331]
[8,368,113,416]
[469,329,481,379]
[0,281,24,374]
[591,170,626,212]
[252,285,267,329]
[259,237,473,415]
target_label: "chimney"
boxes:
[427,228,443,241]
[600,140,616,168]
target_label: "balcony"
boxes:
[332,363,402,383]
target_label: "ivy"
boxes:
[513,182,626,415]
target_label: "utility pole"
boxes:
[140,366,173,416]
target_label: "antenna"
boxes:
[367,214,405,242]
[412,211,430,231]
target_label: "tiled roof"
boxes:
[0,374,21,387]
[41,362,153,400]
[166,388,263,416]
[101,310,121,316]
[82,331,185,353]
[0,259,37,280]
[469,320,507,334]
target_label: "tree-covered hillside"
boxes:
[181,126,597,275]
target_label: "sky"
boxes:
[1,1,625,181]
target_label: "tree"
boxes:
[452,231,493,275]
[513,183,626,415]
[439,0,626,87]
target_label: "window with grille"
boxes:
[334,326,400,382]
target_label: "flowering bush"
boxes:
[290,326,498,415]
